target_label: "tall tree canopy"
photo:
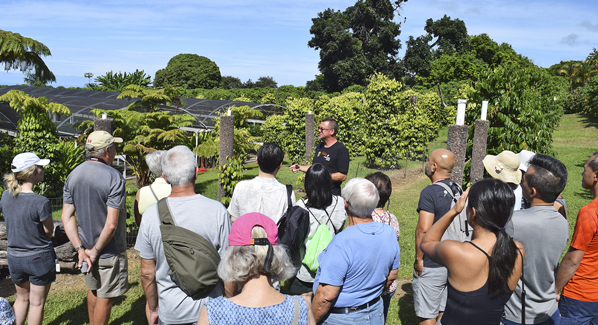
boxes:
[0,30,55,84]
[403,15,468,78]
[308,0,406,93]
[154,54,222,89]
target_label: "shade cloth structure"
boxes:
[0,86,285,136]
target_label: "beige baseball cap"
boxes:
[86,131,123,150]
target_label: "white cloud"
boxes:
[581,21,598,32]
[561,33,580,47]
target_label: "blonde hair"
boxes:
[218,226,295,283]
[3,165,38,196]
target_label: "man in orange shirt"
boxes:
[555,151,598,323]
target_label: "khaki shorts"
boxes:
[85,252,129,299]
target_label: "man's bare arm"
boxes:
[61,203,91,271]
[414,210,435,275]
[85,206,120,263]
[330,172,347,182]
[555,247,585,295]
[141,258,159,325]
[312,284,341,323]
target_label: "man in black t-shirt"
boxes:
[290,117,349,195]
[414,148,459,325]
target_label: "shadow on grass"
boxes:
[579,114,598,130]
[194,178,217,195]
[110,292,146,325]
[575,190,594,201]
[47,297,87,325]
[398,282,418,325]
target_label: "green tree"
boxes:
[308,0,406,93]
[421,52,486,87]
[118,84,184,113]
[403,15,468,78]
[469,34,530,68]
[154,54,222,89]
[222,76,242,89]
[466,63,566,156]
[254,76,278,89]
[79,109,194,186]
[95,70,151,92]
[573,61,598,86]
[0,30,55,84]
[0,90,71,197]
[364,73,444,168]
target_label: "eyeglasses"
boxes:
[318,127,331,131]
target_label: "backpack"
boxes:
[157,198,221,299]
[277,185,310,267]
[433,181,473,242]
[301,197,339,272]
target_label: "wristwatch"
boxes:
[75,245,85,252]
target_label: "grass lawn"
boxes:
[3,113,597,324]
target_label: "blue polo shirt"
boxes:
[313,222,400,307]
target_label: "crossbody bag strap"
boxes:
[157,198,176,226]
[285,185,293,213]
[291,296,300,325]
[517,248,526,325]
[149,184,159,201]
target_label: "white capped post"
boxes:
[481,101,488,120]
[456,99,467,125]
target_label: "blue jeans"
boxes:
[382,291,395,322]
[502,309,561,325]
[323,299,384,325]
[559,295,598,325]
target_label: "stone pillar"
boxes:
[94,116,114,134]
[305,113,315,163]
[469,119,489,184]
[446,124,468,186]
[218,115,234,201]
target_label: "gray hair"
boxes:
[146,150,167,177]
[342,177,379,218]
[86,143,112,157]
[162,146,196,187]
[218,226,295,283]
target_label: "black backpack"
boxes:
[277,185,310,267]
[158,198,221,299]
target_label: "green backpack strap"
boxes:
[157,198,175,226]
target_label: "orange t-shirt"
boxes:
[563,198,598,302]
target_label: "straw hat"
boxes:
[483,150,522,184]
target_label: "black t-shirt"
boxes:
[417,178,461,267]
[312,141,350,196]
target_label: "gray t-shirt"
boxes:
[63,161,127,258]
[227,176,296,223]
[504,205,569,324]
[296,196,347,283]
[0,191,53,256]
[135,195,231,324]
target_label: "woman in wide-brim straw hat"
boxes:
[1,152,54,325]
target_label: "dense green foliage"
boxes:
[154,54,222,89]
[218,156,244,206]
[0,90,71,197]
[0,132,13,187]
[364,74,444,168]
[78,109,195,186]
[586,75,598,118]
[94,70,152,91]
[117,85,183,113]
[465,63,567,156]
[308,0,406,92]
[0,29,55,84]
[189,85,327,106]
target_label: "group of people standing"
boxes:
[415,148,598,325]
[1,115,597,325]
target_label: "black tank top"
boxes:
[441,242,514,325]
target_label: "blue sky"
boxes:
[1,0,597,88]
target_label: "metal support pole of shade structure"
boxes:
[470,101,489,184]
[218,114,234,202]
[447,99,468,187]
[305,112,315,163]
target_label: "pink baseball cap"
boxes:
[229,212,278,246]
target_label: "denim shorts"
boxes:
[7,250,56,286]
[560,295,598,325]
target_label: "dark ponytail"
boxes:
[468,179,518,298]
